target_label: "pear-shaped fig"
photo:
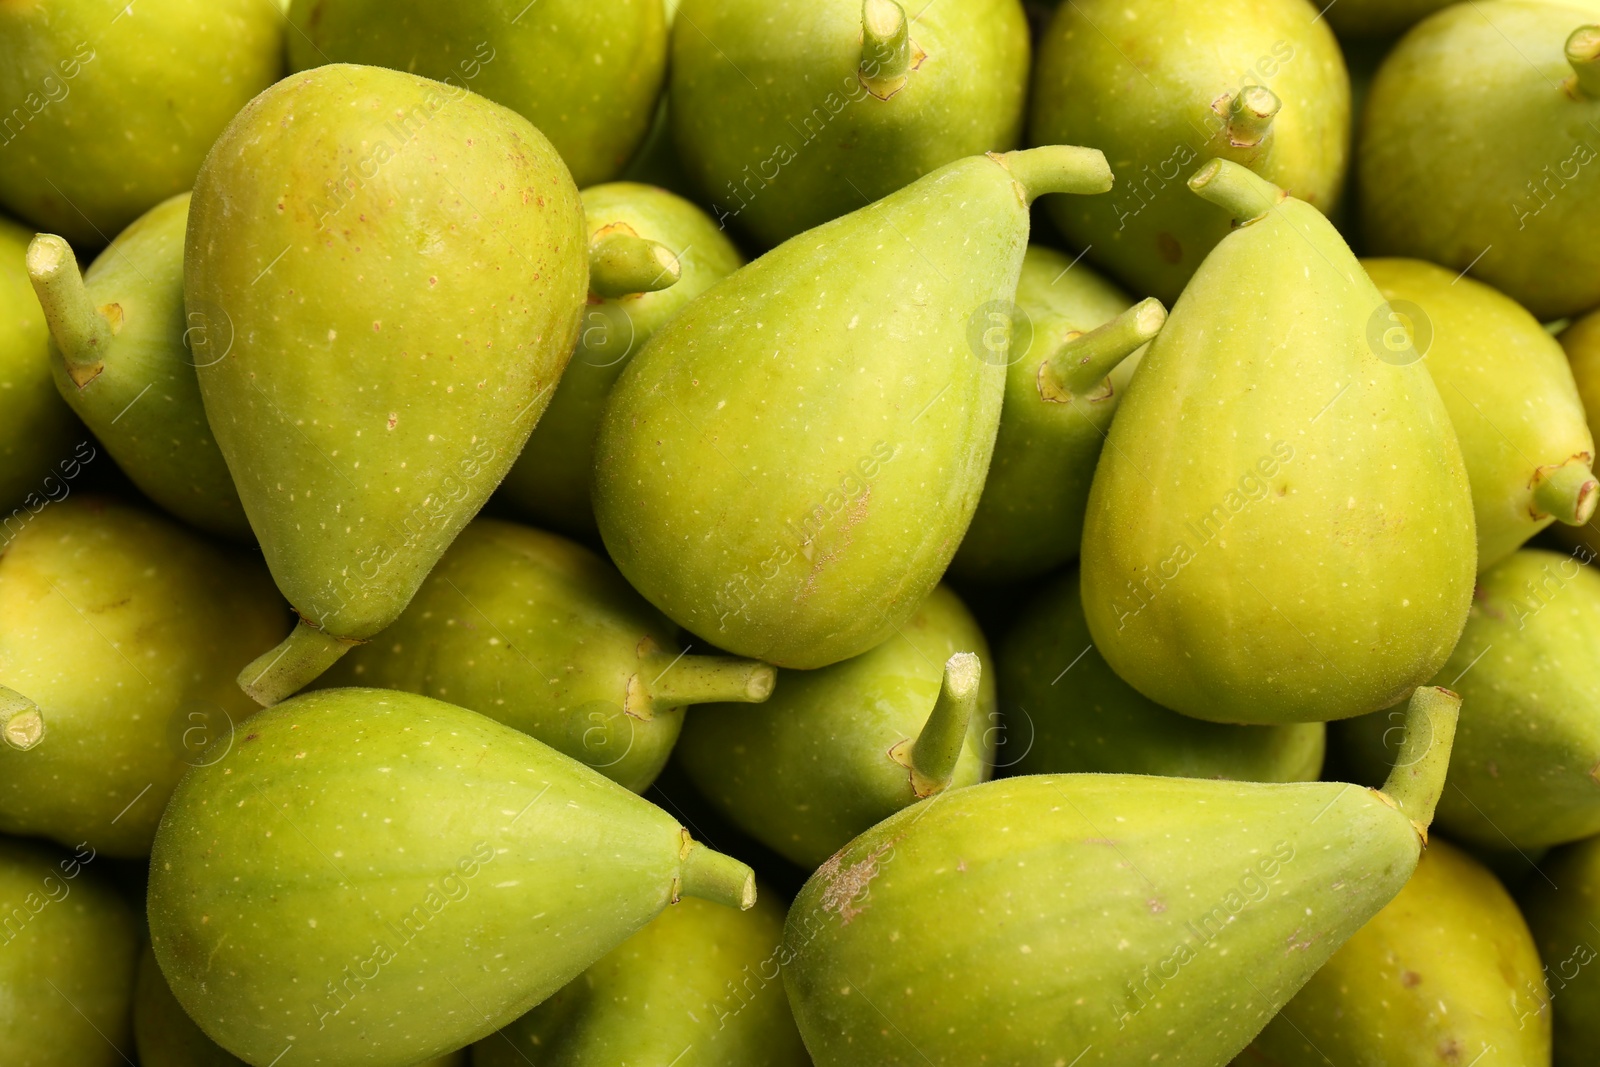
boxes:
[1081,160,1474,724]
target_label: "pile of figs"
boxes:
[6,0,1600,1064]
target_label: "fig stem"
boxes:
[1533,461,1600,525]
[907,653,981,798]
[1378,686,1461,838]
[637,654,777,717]
[997,146,1113,204]
[588,227,681,300]
[239,620,359,707]
[859,0,914,98]
[0,687,45,751]
[26,234,110,388]
[1187,158,1286,224]
[1039,298,1167,401]
[1224,85,1281,147]
[1567,26,1600,99]
[678,838,757,910]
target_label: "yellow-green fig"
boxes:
[0,214,81,513]
[676,585,996,869]
[1359,0,1600,319]
[288,0,667,187]
[186,65,589,705]
[782,687,1460,1066]
[0,0,283,247]
[1081,160,1475,725]
[999,568,1325,782]
[593,145,1112,670]
[951,246,1166,583]
[323,519,776,793]
[0,497,285,857]
[1518,833,1600,1067]
[1338,547,1600,849]
[1239,838,1551,1066]
[1030,0,1350,304]
[671,0,1031,247]
[150,687,758,1067]
[1555,306,1600,556]
[1364,257,1596,569]
[0,836,140,1067]
[499,183,744,537]
[474,890,808,1067]
[27,194,250,539]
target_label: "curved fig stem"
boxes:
[1534,461,1600,525]
[1224,85,1281,147]
[1,687,45,751]
[1038,298,1167,402]
[997,146,1113,204]
[630,653,777,719]
[1378,686,1461,839]
[1187,158,1286,224]
[904,653,981,799]
[239,619,360,707]
[677,836,756,910]
[26,234,112,388]
[588,225,681,300]
[859,0,915,99]
[1567,26,1600,99]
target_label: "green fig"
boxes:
[287,0,666,188]
[594,145,1112,669]
[27,195,250,539]
[0,497,285,856]
[1239,838,1551,1066]
[135,944,469,1067]
[322,519,776,793]
[0,0,283,247]
[1081,160,1475,725]
[148,687,757,1067]
[951,246,1165,582]
[499,183,744,537]
[1360,1,1600,319]
[0,214,82,513]
[671,0,1031,247]
[999,568,1326,781]
[474,890,808,1067]
[676,585,996,869]
[1555,306,1600,556]
[781,686,1460,1066]
[1364,258,1597,569]
[185,65,589,706]
[0,836,140,1067]
[1338,547,1600,849]
[1030,0,1350,305]
[1518,834,1600,1067]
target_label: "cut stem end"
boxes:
[1377,686,1461,838]
[859,0,916,99]
[1223,85,1281,148]
[1,687,45,751]
[1187,158,1286,224]
[1039,297,1167,401]
[678,837,757,910]
[633,654,778,718]
[1567,26,1600,98]
[897,653,981,799]
[1532,460,1599,526]
[588,225,682,300]
[996,146,1113,205]
[239,619,360,707]
[26,233,111,387]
